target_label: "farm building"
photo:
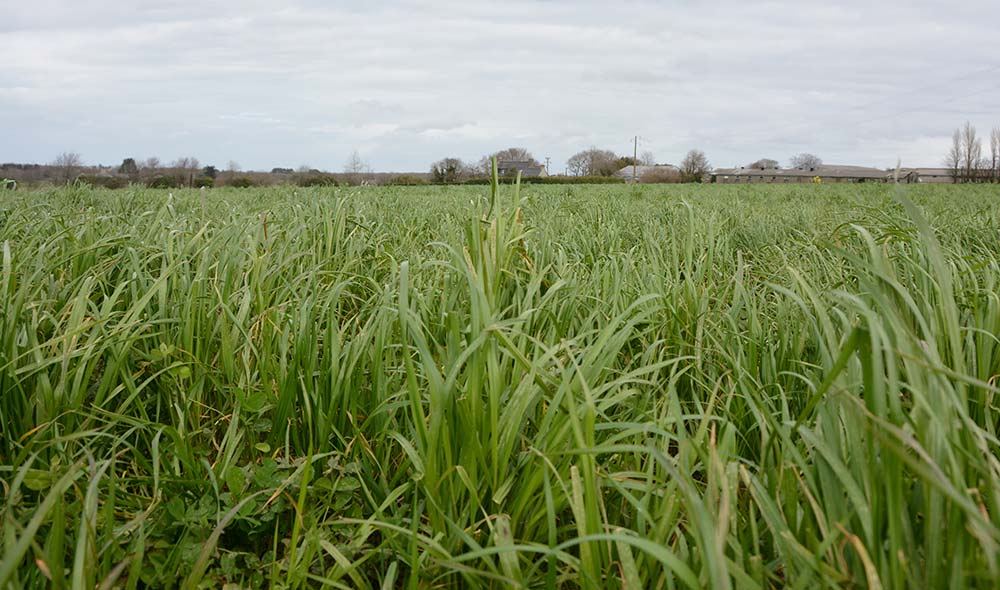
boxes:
[712,165,889,184]
[496,160,548,178]
[891,168,955,183]
[615,164,680,183]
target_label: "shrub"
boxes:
[76,175,127,189]
[147,175,182,189]
[295,174,339,187]
[194,176,215,188]
[227,176,255,188]
[544,175,625,184]
[463,175,625,185]
[430,158,469,183]
[389,174,428,186]
[640,168,682,183]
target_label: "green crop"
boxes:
[2,177,999,588]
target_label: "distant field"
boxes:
[2,182,1000,588]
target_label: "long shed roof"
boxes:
[713,165,887,179]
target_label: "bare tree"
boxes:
[639,151,656,166]
[789,153,822,170]
[172,157,201,187]
[430,158,468,183]
[492,147,536,163]
[977,156,992,183]
[959,121,983,182]
[748,158,780,170]
[343,150,372,185]
[945,129,962,183]
[227,160,242,173]
[990,127,1000,183]
[344,150,366,174]
[566,153,588,176]
[680,149,711,183]
[143,157,161,171]
[566,147,620,176]
[52,152,83,182]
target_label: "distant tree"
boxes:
[639,151,656,166]
[748,158,779,170]
[227,160,241,173]
[199,165,217,179]
[945,122,992,183]
[977,156,992,183]
[567,148,620,176]
[990,127,1000,183]
[343,150,372,184]
[344,150,366,174]
[566,153,587,176]
[616,156,638,169]
[271,167,294,174]
[172,157,200,187]
[959,121,983,182]
[479,147,538,173]
[143,157,161,171]
[117,158,139,178]
[492,147,536,163]
[679,149,711,183]
[789,153,822,169]
[172,157,199,170]
[52,152,83,182]
[945,129,962,183]
[430,157,467,183]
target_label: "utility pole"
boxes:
[633,136,638,183]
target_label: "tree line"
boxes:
[430,147,714,183]
[0,146,806,188]
[945,122,1000,182]
[3,151,380,188]
[9,129,999,188]
[22,154,245,188]
[0,149,865,189]
[743,153,824,170]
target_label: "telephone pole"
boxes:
[632,136,638,183]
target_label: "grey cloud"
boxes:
[2,0,998,171]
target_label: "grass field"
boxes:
[2,180,1000,588]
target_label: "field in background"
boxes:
[2,182,1000,588]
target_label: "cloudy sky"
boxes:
[3,0,999,172]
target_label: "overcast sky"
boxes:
[3,0,999,172]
